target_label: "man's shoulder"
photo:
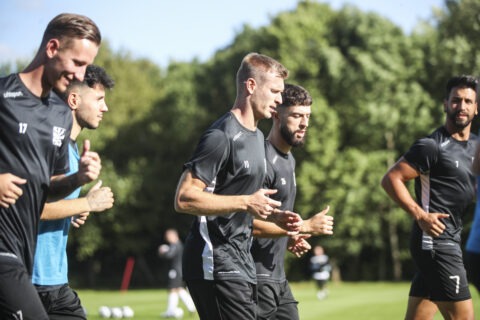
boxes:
[0,74,21,97]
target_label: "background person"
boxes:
[158,228,196,318]
[465,138,480,294]
[309,245,332,300]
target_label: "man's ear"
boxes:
[67,92,80,111]
[245,78,256,95]
[45,39,60,58]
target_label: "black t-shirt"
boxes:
[251,140,296,283]
[182,112,266,284]
[404,126,476,251]
[162,241,183,275]
[0,74,71,273]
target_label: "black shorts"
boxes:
[410,246,471,301]
[36,284,86,320]
[186,279,257,320]
[465,251,480,293]
[167,268,184,289]
[0,256,48,320]
[257,280,298,320]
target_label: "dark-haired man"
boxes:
[33,64,115,319]
[251,83,334,320]
[382,75,477,320]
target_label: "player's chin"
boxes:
[264,110,275,119]
[53,81,68,95]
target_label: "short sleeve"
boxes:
[184,129,230,186]
[403,137,438,174]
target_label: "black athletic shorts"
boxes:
[36,284,86,320]
[186,279,257,320]
[465,251,480,293]
[410,246,471,301]
[0,256,49,320]
[167,268,184,289]
[257,280,298,320]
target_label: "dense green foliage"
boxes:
[2,0,479,286]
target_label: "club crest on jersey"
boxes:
[52,126,66,146]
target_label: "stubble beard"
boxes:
[280,123,306,148]
[447,110,471,129]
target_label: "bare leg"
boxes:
[405,296,438,320]
[436,299,474,320]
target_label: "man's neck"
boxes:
[70,122,82,141]
[19,57,51,98]
[267,129,291,154]
[231,106,258,131]
[444,122,471,141]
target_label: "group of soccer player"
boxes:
[174,56,480,320]
[1,11,480,320]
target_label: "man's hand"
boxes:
[85,180,114,212]
[246,189,281,220]
[287,234,312,258]
[301,206,334,235]
[417,212,449,238]
[71,212,90,228]
[0,173,27,208]
[267,210,303,235]
[77,140,101,185]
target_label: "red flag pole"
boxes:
[121,256,135,292]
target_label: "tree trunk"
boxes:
[385,131,402,281]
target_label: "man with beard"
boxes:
[381,75,477,320]
[251,84,334,320]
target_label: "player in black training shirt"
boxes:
[382,75,477,320]
[158,229,196,317]
[251,84,334,320]
[0,14,102,319]
[174,53,298,320]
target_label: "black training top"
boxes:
[162,241,183,277]
[251,140,297,283]
[403,126,476,251]
[182,112,266,284]
[0,74,71,273]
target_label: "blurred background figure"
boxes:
[158,229,196,318]
[309,245,332,300]
[465,135,480,295]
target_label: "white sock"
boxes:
[166,291,179,314]
[178,288,196,312]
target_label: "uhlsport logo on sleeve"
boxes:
[52,126,66,147]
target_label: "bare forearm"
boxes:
[381,175,424,220]
[41,198,90,220]
[253,219,288,238]
[175,188,248,216]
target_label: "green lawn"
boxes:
[78,281,480,319]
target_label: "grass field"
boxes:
[78,281,480,319]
